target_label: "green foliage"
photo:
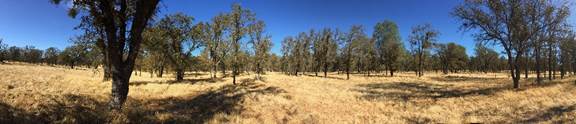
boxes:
[409,23,439,77]
[248,20,272,78]
[374,20,405,76]
[151,13,203,81]
[0,39,7,62]
[471,44,502,73]
[44,47,60,65]
[229,3,256,84]
[437,42,469,73]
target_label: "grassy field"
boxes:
[1,63,575,123]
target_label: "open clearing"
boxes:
[1,63,575,123]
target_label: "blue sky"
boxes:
[0,0,574,56]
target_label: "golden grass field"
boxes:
[1,62,576,123]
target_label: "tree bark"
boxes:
[548,45,553,81]
[109,64,131,110]
[232,64,237,85]
[212,64,217,78]
[157,64,164,77]
[176,67,184,81]
[536,46,542,84]
[524,52,529,79]
[324,63,328,78]
[103,63,112,81]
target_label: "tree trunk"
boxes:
[150,69,154,78]
[232,64,237,85]
[507,52,520,89]
[513,64,520,89]
[524,52,529,79]
[536,47,542,84]
[548,50,552,81]
[157,65,164,78]
[560,68,565,79]
[212,64,217,78]
[176,67,184,81]
[418,48,424,77]
[221,62,227,76]
[103,60,112,81]
[256,63,261,80]
[324,63,328,78]
[109,66,131,110]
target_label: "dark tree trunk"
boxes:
[256,63,261,80]
[346,66,350,80]
[506,52,520,89]
[232,65,237,85]
[157,64,164,78]
[213,64,217,78]
[536,46,542,84]
[513,64,520,89]
[176,67,184,81]
[295,70,298,76]
[150,68,154,78]
[105,0,159,110]
[221,62,227,76]
[103,63,112,81]
[548,48,552,81]
[560,68,565,79]
[109,65,131,110]
[524,52,529,79]
[324,63,328,78]
[417,48,424,77]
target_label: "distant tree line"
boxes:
[0,37,101,69]
[277,0,576,90]
[277,22,515,78]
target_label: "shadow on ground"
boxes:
[0,80,287,123]
[0,102,41,124]
[356,82,510,102]
[515,104,576,123]
[0,94,107,124]
[356,77,571,102]
[430,76,503,83]
[354,82,510,102]
[130,77,225,86]
[303,74,346,80]
[129,80,287,123]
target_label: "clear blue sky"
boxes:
[1,0,574,56]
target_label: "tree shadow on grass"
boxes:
[128,81,287,123]
[358,74,389,78]
[303,74,346,80]
[515,104,576,123]
[130,77,225,86]
[2,80,287,123]
[0,94,108,124]
[354,82,511,102]
[429,75,504,83]
[356,77,575,102]
[0,102,41,124]
[184,73,208,77]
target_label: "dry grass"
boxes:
[1,63,575,123]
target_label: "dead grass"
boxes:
[1,63,575,123]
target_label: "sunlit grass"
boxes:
[0,62,575,123]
